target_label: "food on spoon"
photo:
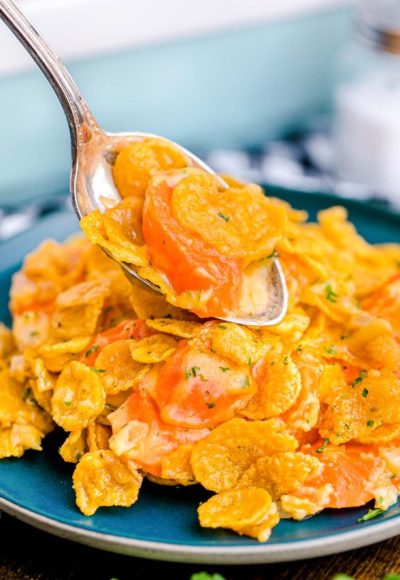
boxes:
[81,138,286,319]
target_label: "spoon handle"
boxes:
[0,0,98,149]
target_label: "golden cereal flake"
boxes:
[211,322,268,366]
[87,421,111,452]
[264,310,310,344]
[0,423,44,458]
[0,369,53,434]
[31,358,56,393]
[241,353,302,420]
[129,334,177,363]
[238,502,280,542]
[80,200,148,268]
[238,452,322,500]
[191,418,297,492]
[161,444,196,485]
[145,318,202,338]
[319,370,400,444]
[128,284,191,321]
[52,280,110,339]
[9,354,31,383]
[13,310,50,351]
[95,339,148,394]
[51,361,106,431]
[39,337,91,372]
[73,450,143,515]
[59,429,88,463]
[198,487,279,542]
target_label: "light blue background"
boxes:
[0,5,350,205]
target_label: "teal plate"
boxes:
[1,190,400,564]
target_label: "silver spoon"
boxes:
[0,0,288,326]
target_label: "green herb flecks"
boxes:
[85,344,100,358]
[357,508,383,523]
[325,346,336,355]
[315,438,330,453]
[325,284,338,303]
[190,573,226,580]
[186,366,201,380]
[352,369,367,388]
[217,212,230,222]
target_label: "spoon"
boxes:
[0,0,288,326]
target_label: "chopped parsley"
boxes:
[248,358,252,367]
[64,400,72,406]
[367,419,374,428]
[186,366,201,380]
[190,573,226,580]
[325,284,338,303]
[282,355,289,365]
[217,212,230,222]
[351,369,367,388]
[267,249,280,259]
[206,402,216,409]
[219,367,230,373]
[357,508,383,523]
[30,330,39,337]
[325,346,336,355]
[361,388,369,398]
[85,344,100,357]
[91,368,106,373]
[315,438,330,453]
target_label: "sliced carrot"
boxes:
[81,318,152,366]
[109,385,208,476]
[303,442,382,509]
[142,176,242,317]
[151,342,256,429]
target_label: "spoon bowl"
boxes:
[0,0,288,326]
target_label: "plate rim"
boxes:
[2,495,400,564]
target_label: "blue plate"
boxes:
[1,190,400,564]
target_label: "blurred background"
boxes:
[1,0,399,239]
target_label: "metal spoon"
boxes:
[0,0,288,326]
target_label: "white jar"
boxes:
[335,0,400,200]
